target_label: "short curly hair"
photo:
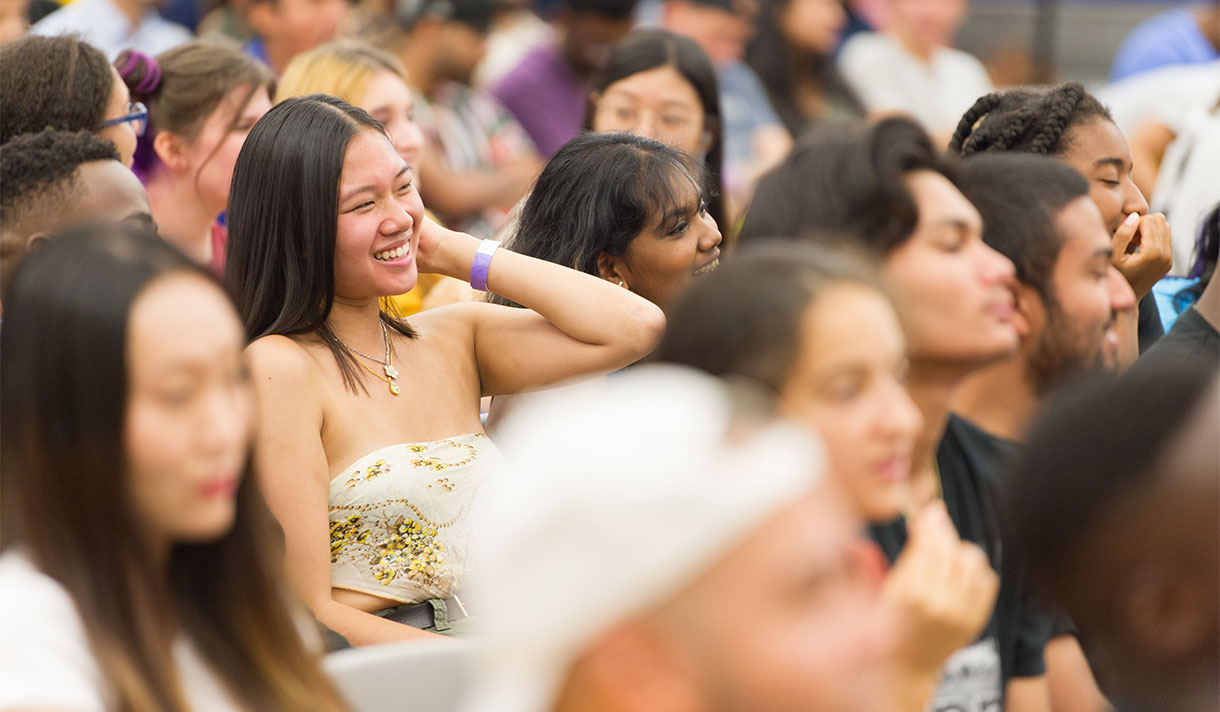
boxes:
[0,36,115,146]
[1,129,121,270]
[948,82,1113,157]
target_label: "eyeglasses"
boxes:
[95,101,148,137]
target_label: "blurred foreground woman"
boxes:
[466,366,889,712]
[0,225,344,711]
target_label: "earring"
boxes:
[617,279,627,289]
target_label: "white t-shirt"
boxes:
[0,551,241,711]
[29,0,192,60]
[838,32,994,139]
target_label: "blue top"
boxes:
[718,61,783,189]
[244,37,272,73]
[1110,8,1219,81]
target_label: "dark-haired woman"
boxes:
[588,29,729,232]
[0,224,344,711]
[495,132,722,312]
[226,95,665,646]
[745,0,864,137]
[950,81,1174,361]
[117,42,273,270]
[0,35,142,165]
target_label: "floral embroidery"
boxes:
[329,434,496,598]
[330,511,451,588]
[346,459,391,491]
[412,440,477,472]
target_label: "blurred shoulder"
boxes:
[0,551,108,711]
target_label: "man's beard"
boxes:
[1025,303,1110,396]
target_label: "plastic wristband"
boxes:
[470,239,500,291]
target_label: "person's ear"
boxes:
[152,131,189,174]
[1010,282,1041,340]
[597,252,629,289]
[24,231,52,253]
[1121,567,1210,660]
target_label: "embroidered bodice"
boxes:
[328,433,503,604]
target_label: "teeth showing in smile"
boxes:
[694,258,719,276]
[375,245,409,261]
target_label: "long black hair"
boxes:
[491,131,702,306]
[226,93,415,394]
[739,116,958,254]
[948,81,1113,157]
[1,224,342,711]
[745,0,864,137]
[587,29,726,233]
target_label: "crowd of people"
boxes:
[0,0,1217,710]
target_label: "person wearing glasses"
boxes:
[116,43,273,271]
[0,35,145,167]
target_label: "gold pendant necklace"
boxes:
[336,319,401,395]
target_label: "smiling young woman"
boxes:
[492,131,723,312]
[225,95,665,646]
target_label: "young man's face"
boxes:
[435,20,489,85]
[1,160,153,289]
[1022,196,1135,388]
[883,170,1019,370]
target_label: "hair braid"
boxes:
[948,92,1000,153]
[1027,82,1084,155]
[951,82,1113,158]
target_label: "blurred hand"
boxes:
[1112,212,1172,299]
[882,500,1000,676]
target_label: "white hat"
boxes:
[463,365,826,712]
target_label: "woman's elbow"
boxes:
[621,300,666,361]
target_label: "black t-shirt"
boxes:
[1137,292,1164,354]
[868,415,1053,712]
[1129,306,1219,373]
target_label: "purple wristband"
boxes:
[470,239,499,291]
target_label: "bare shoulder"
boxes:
[245,335,324,397]
[247,333,314,370]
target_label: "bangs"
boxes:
[640,151,705,233]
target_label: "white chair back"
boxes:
[325,639,479,712]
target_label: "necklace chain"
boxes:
[334,320,390,365]
[333,317,401,394]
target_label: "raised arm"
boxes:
[417,218,667,396]
[246,336,442,645]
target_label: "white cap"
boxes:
[463,365,826,712]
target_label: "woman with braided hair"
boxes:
[949,81,1173,361]
[951,80,1178,712]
